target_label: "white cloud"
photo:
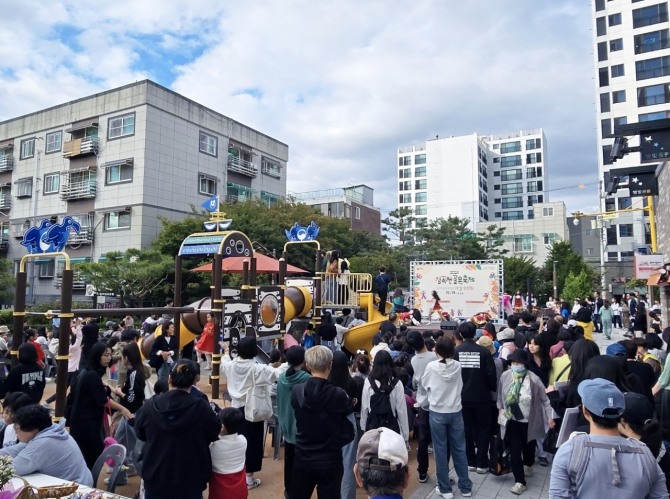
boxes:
[0,0,599,216]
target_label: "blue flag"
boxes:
[201,195,219,212]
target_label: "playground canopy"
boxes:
[191,253,309,274]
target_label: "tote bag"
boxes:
[244,369,273,422]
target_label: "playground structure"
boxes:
[13,212,390,415]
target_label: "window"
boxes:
[399,193,411,203]
[43,173,59,194]
[502,169,522,181]
[586,248,594,255]
[415,205,427,216]
[527,180,543,192]
[399,156,411,166]
[492,144,499,149]
[527,166,542,178]
[500,141,521,154]
[595,0,604,11]
[610,39,623,52]
[602,118,612,138]
[612,90,626,103]
[15,177,32,197]
[618,197,632,209]
[508,235,533,253]
[636,56,670,80]
[493,157,500,163]
[608,13,622,26]
[502,211,523,221]
[199,131,218,156]
[633,3,668,28]
[525,138,541,150]
[611,64,625,77]
[637,83,670,106]
[613,116,628,128]
[494,198,501,204]
[20,138,35,160]
[198,173,217,195]
[543,233,559,245]
[607,251,619,260]
[502,197,523,209]
[45,131,62,154]
[104,210,131,230]
[639,110,670,121]
[528,195,541,206]
[494,171,500,177]
[542,206,554,217]
[415,179,427,190]
[606,226,618,245]
[526,152,542,164]
[108,113,135,139]
[599,67,610,87]
[38,259,55,279]
[621,251,635,261]
[596,17,607,36]
[619,224,635,237]
[494,185,501,191]
[502,183,522,195]
[500,155,522,168]
[598,42,608,62]
[415,154,426,164]
[414,166,426,177]
[605,198,616,211]
[634,29,670,54]
[105,160,133,185]
[399,168,411,179]
[260,191,280,208]
[600,93,611,112]
[415,192,427,202]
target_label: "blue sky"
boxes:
[0,0,599,217]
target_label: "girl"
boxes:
[392,288,408,313]
[527,333,552,388]
[150,320,178,379]
[194,313,216,370]
[600,299,614,340]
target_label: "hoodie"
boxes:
[420,358,463,413]
[220,357,280,408]
[291,377,354,469]
[276,368,311,444]
[0,420,92,486]
[135,389,220,496]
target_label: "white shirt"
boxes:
[360,378,409,441]
[210,433,247,474]
[3,424,17,446]
[611,303,621,316]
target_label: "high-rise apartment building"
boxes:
[591,0,665,282]
[0,80,288,303]
[397,129,547,228]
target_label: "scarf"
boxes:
[504,370,526,419]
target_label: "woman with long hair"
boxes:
[527,333,552,387]
[328,351,361,499]
[653,328,670,435]
[150,320,178,379]
[69,341,132,468]
[635,301,648,336]
[360,350,409,442]
[547,339,600,414]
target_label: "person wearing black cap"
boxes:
[498,349,554,495]
[550,379,667,498]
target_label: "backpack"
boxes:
[567,433,657,490]
[366,378,400,434]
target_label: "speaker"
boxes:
[440,320,458,331]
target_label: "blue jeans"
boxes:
[430,410,472,495]
[341,412,359,499]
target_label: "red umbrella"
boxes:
[191,253,309,274]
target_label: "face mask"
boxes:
[511,365,526,374]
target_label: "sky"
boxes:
[0,0,600,218]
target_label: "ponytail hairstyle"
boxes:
[434,337,455,363]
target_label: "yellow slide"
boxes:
[342,292,391,354]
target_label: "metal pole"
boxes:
[647,195,658,254]
[553,260,558,302]
[12,271,27,367]
[54,268,73,421]
[211,254,222,399]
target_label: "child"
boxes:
[209,408,248,498]
[1,392,33,448]
[302,324,315,349]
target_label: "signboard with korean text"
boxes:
[410,260,503,320]
[634,254,665,279]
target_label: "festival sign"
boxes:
[634,254,666,279]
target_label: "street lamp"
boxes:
[553,260,558,302]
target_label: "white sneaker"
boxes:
[467,466,476,472]
[524,465,533,477]
[434,487,454,499]
[511,482,527,495]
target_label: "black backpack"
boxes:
[366,378,400,434]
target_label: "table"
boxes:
[12,473,131,498]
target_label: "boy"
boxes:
[209,407,248,498]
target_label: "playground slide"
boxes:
[342,293,391,354]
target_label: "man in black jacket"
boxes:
[454,321,497,474]
[291,345,354,499]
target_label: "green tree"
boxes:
[0,258,16,301]
[542,241,600,298]
[561,271,594,302]
[503,256,541,295]
[477,225,509,259]
[77,248,174,307]
[382,208,416,245]
[415,216,485,261]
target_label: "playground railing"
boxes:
[317,272,372,307]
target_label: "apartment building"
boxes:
[291,184,381,235]
[397,129,547,229]
[0,80,288,304]
[591,0,667,282]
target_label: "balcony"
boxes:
[61,180,97,200]
[68,226,93,245]
[0,224,8,251]
[12,225,28,239]
[227,154,258,177]
[62,136,100,159]
[0,196,10,211]
[0,154,13,172]
[261,164,281,179]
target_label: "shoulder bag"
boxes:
[244,367,273,422]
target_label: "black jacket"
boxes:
[454,340,497,404]
[0,362,45,403]
[150,334,178,370]
[135,390,220,497]
[291,377,354,469]
[316,323,337,341]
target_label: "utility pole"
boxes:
[553,260,558,302]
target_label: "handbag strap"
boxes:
[556,362,572,382]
